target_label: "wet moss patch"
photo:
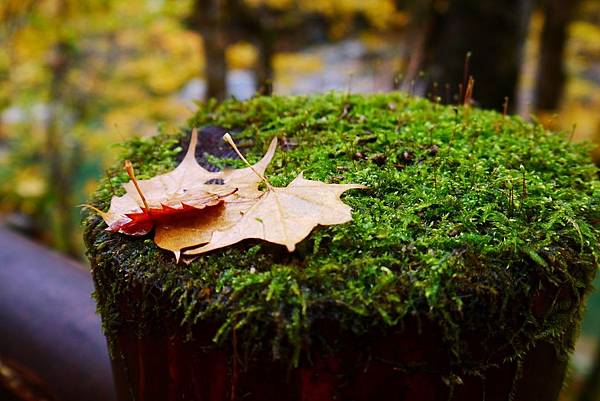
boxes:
[83,92,599,372]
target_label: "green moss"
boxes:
[83,92,599,371]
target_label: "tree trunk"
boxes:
[534,0,580,111]
[256,28,275,95]
[224,0,276,96]
[400,0,439,94]
[423,0,533,111]
[192,0,227,101]
[46,40,78,256]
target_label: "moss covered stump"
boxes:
[83,93,600,401]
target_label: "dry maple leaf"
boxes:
[87,128,278,261]
[181,134,366,259]
[152,135,278,260]
[87,129,228,235]
[90,129,365,262]
[185,172,365,257]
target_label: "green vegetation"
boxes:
[84,92,599,372]
[0,0,195,255]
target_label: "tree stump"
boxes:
[84,93,599,401]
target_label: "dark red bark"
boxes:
[108,319,567,401]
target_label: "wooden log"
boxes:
[0,226,115,401]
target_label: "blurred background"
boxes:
[0,0,599,400]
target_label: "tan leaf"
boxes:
[153,203,227,261]
[92,128,227,235]
[220,136,277,197]
[152,136,278,259]
[91,130,365,262]
[184,173,366,257]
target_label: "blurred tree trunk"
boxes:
[43,1,76,256]
[191,0,227,101]
[226,0,275,95]
[422,0,533,111]
[46,40,78,257]
[255,28,275,95]
[534,0,580,111]
[400,0,440,94]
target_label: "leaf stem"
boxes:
[223,133,272,189]
[124,160,150,210]
[80,204,108,218]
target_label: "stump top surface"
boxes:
[84,92,599,364]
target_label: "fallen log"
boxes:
[0,226,115,401]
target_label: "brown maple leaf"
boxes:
[151,135,278,260]
[185,172,365,257]
[90,130,365,262]
[87,129,229,234]
[181,134,366,259]
[87,128,278,261]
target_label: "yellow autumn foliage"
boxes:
[227,42,258,70]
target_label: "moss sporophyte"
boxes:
[83,92,599,371]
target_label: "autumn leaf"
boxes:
[90,129,365,262]
[88,128,278,260]
[151,134,278,260]
[185,172,365,257]
[87,129,229,235]
[181,133,366,259]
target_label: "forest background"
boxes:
[1,1,600,399]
